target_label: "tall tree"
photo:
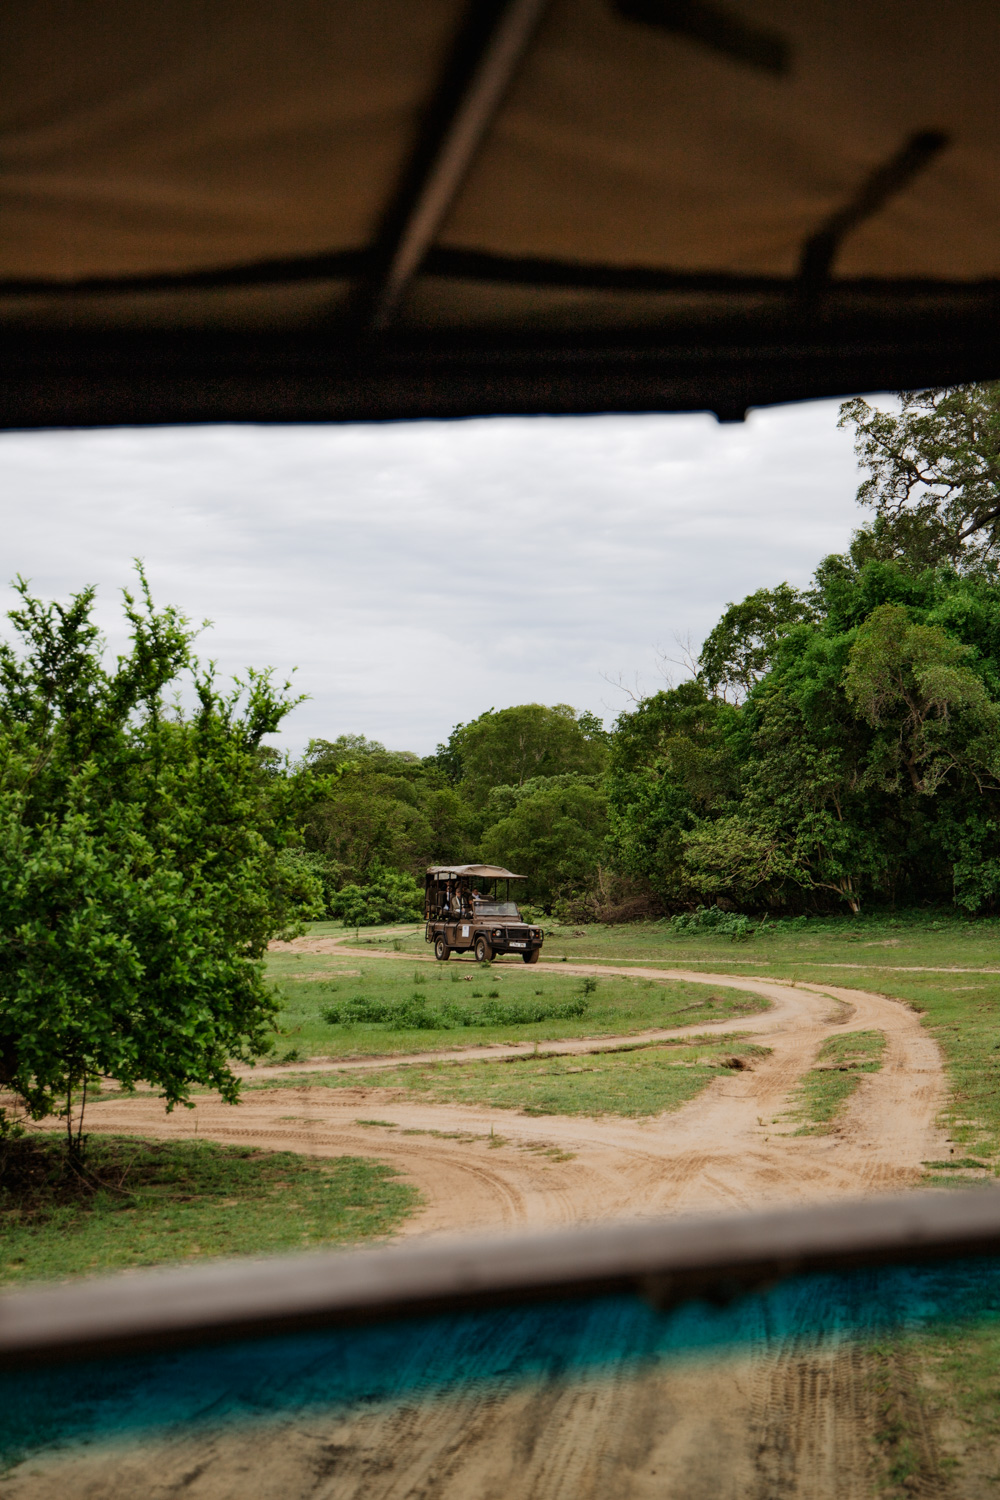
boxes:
[441,704,608,805]
[0,572,318,1152]
[698,584,815,700]
[839,384,1000,572]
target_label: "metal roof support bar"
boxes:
[799,130,949,290]
[364,0,552,331]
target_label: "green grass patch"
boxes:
[785,1030,886,1135]
[261,1035,771,1118]
[319,990,589,1029]
[0,1134,418,1287]
[266,949,767,1059]
[365,908,1000,974]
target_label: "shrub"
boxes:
[329,869,423,928]
[321,994,589,1029]
[670,906,756,941]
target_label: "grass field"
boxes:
[257,1034,772,1118]
[785,1029,886,1134]
[0,1135,418,1287]
[335,912,1000,1162]
[266,944,767,1061]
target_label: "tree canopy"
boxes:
[0,572,318,1144]
[839,384,1000,573]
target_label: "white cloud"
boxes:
[0,401,864,754]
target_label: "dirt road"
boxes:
[78,959,949,1236]
[3,953,962,1500]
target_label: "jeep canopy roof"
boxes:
[3,0,999,427]
[427,865,525,880]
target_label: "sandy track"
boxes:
[78,966,948,1236]
[4,958,958,1499]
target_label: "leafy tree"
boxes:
[839,385,1000,572]
[329,868,424,928]
[674,553,1000,915]
[439,704,608,806]
[299,742,473,887]
[605,683,739,901]
[844,603,1000,795]
[684,635,885,914]
[698,584,815,700]
[302,779,433,885]
[0,573,319,1156]
[478,777,608,909]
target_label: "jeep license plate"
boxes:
[509,942,525,948]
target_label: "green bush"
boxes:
[329,868,424,928]
[670,906,756,940]
[321,993,589,1030]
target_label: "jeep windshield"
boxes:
[474,902,520,918]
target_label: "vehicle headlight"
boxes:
[493,928,502,937]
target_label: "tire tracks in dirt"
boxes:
[5,950,960,1499]
[78,960,950,1236]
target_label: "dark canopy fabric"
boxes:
[2,0,998,425]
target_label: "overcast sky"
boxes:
[0,399,867,756]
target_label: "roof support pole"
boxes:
[363,0,552,331]
[799,131,949,291]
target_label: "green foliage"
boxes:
[605,682,739,902]
[478,775,608,907]
[839,384,1000,572]
[843,602,1000,795]
[441,703,608,803]
[698,583,816,699]
[670,906,756,940]
[328,868,424,928]
[320,991,589,1029]
[609,530,1000,914]
[0,571,320,1133]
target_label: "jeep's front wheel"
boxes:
[523,949,540,964]
[474,935,492,963]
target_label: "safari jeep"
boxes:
[424,864,544,963]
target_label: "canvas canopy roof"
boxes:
[2,0,998,426]
[427,865,525,880]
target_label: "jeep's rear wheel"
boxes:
[474,935,492,963]
[523,949,540,964]
[434,936,450,961]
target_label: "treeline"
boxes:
[293,384,1000,921]
[287,704,611,923]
